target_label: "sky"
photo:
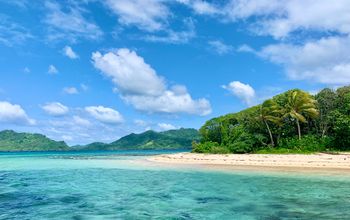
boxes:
[1,0,350,145]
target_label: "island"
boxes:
[149,86,350,171]
[0,128,199,152]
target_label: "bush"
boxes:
[227,141,253,154]
[278,135,332,152]
[192,141,219,153]
[210,146,231,154]
[331,111,350,151]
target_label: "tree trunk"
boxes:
[264,120,275,147]
[296,119,301,140]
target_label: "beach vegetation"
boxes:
[193,86,350,154]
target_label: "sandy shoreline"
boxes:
[148,152,350,173]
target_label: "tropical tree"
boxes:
[315,88,337,137]
[284,90,319,139]
[258,99,282,146]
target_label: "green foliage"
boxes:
[0,130,69,152]
[314,88,337,137]
[196,86,350,154]
[283,90,319,139]
[330,111,350,150]
[82,128,200,150]
[192,141,221,153]
[278,135,332,152]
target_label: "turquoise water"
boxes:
[1,151,350,219]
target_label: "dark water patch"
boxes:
[267,203,288,210]
[71,215,86,220]
[59,194,83,204]
[195,196,231,204]
[230,203,257,213]
[152,192,172,200]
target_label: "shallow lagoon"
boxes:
[1,150,350,219]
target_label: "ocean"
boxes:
[1,150,349,219]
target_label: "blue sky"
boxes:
[1,0,349,145]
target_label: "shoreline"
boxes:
[148,152,350,174]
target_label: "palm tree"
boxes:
[284,90,319,139]
[258,99,282,147]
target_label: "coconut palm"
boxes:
[284,90,319,139]
[258,99,282,147]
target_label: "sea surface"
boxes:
[0,150,350,220]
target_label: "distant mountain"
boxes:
[0,130,69,152]
[81,128,200,150]
[0,128,200,152]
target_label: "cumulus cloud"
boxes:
[85,106,124,124]
[244,35,350,85]
[121,89,211,116]
[73,115,91,127]
[104,0,169,32]
[222,81,255,106]
[0,101,35,125]
[41,102,69,116]
[63,46,79,59]
[224,0,350,39]
[209,40,233,55]
[92,49,165,96]
[63,87,78,94]
[92,48,211,116]
[157,123,177,131]
[44,1,103,42]
[48,65,58,74]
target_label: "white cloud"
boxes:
[222,81,255,106]
[0,15,33,46]
[0,101,35,125]
[209,40,233,55]
[41,102,69,116]
[134,119,147,127]
[237,44,255,53]
[121,89,212,116]
[224,0,350,39]
[44,1,103,42]
[48,65,58,74]
[144,18,196,44]
[253,35,350,85]
[85,105,124,124]
[61,135,73,141]
[157,123,177,131]
[92,48,211,116]
[0,0,29,8]
[92,49,165,96]
[104,0,169,32]
[63,46,79,59]
[63,87,78,94]
[73,115,91,127]
[178,0,220,15]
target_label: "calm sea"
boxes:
[1,150,349,219]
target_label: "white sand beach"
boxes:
[148,153,350,172]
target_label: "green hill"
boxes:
[0,130,69,152]
[81,128,200,150]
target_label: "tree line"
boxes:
[193,86,350,154]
